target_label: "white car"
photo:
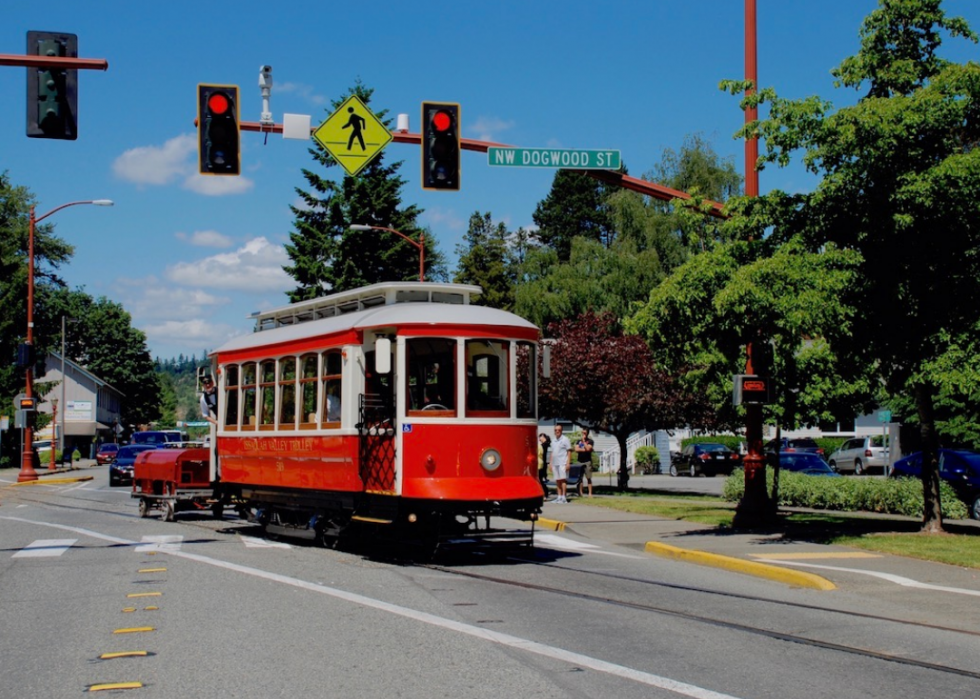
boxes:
[828,436,889,475]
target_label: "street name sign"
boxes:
[487,147,620,170]
[313,95,392,177]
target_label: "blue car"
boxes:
[775,452,841,477]
[109,444,159,486]
[891,449,980,520]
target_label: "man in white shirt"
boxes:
[550,424,573,503]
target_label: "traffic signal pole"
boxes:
[236,120,728,217]
[0,54,108,70]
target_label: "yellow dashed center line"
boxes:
[113,626,154,634]
[144,605,159,611]
[126,592,161,598]
[137,567,167,573]
[89,681,143,691]
[121,607,136,613]
[99,651,148,659]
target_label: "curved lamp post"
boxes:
[19,199,113,483]
[349,224,425,282]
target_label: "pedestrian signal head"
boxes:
[421,102,460,191]
[198,84,241,175]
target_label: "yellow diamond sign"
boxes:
[312,95,392,177]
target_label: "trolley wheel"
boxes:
[211,502,224,520]
[162,499,175,522]
[138,498,151,518]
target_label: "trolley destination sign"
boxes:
[487,147,621,170]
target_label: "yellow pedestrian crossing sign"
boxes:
[312,95,392,177]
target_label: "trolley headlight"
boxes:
[480,448,502,472]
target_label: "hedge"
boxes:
[722,468,970,520]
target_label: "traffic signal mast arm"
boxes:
[235,119,726,217]
[0,54,108,70]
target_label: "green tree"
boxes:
[284,81,445,299]
[532,170,617,261]
[454,212,515,310]
[724,0,980,532]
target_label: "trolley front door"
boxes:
[357,393,396,493]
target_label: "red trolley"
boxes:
[162,282,544,549]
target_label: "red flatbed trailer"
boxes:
[132,447,232,521]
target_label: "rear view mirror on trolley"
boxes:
[542,340,552,379]
[375,338,391,374]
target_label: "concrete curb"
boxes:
[8,475,94,487]
[644,541,836,590]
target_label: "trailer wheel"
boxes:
[163,499,175,522]
[211,502,224,520]
[138,498,151,518]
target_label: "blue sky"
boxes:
[3,1,979,361]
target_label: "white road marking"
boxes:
[135,534,183,553]
[771,560,980,598]
[0,514,741,699]
[13,538,77,558]
[241,535,292,549]
[535,532,641,558]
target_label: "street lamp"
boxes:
[18,199,113,483]
[349,224,425,282]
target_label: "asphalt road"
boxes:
[2,464,979,699]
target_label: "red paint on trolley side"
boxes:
[218,434,360,491]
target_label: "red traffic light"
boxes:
[432,110,452,132]
[207,93,230,115]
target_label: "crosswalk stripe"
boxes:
[241,535,292,549]
[135,535,183,553]
[13,539,77,558]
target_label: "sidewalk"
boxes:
[536,495,980,597]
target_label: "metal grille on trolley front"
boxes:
[357,393,396,493]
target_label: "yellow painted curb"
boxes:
[536,518,566,532]
[10,476,94,486]
[645,541,836,590]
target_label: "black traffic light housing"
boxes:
[421,102,460,191]
[198,84,241,175]
[26,31,78,140]
[16,343,36,369]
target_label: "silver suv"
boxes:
[828,436,889,475]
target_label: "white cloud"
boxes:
[183,172,254,196]
[112,134,196,185]
[422,208,467,234]
[112,133,254,196]
[470,116,515,143]
[165,236,292,292]
[176,230,235,248]
[141,318,241,353]
[276,82,328,105]
[114,278,230,320]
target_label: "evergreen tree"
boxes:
[454,212,515,310]
[532,170,617,261]
[284,80,445,300]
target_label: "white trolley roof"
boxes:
[213,282,538,356]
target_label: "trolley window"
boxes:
[516,341,537,418]
[406,338,456,416]
[299,353,319,430]
[466,340,509,417]
[241,362,257,430]
[223,364,240,430]
[279,357,297,429]
[259,360,276,430]
[322,350,342,427]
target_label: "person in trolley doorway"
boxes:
[200,376,218,426]
[550,424,572,503]
[575,427,595,498]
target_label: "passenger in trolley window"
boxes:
[200,376,218,426]
[551,424,573,503]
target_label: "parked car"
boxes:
[96,443,119,465]
[827,436,889,475]
[670,443,741,477]
[890,449,980,520]
[109,444,159,486]
[775,452,841,477]
[764,437,825,459]
[131,430,187,446]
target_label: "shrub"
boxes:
[723,469,970,520]
[815,437,848,455]
[634,446,660,474]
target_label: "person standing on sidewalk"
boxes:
[538,433,551,496]
[551,425,572,503]
[575,428,595,497]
